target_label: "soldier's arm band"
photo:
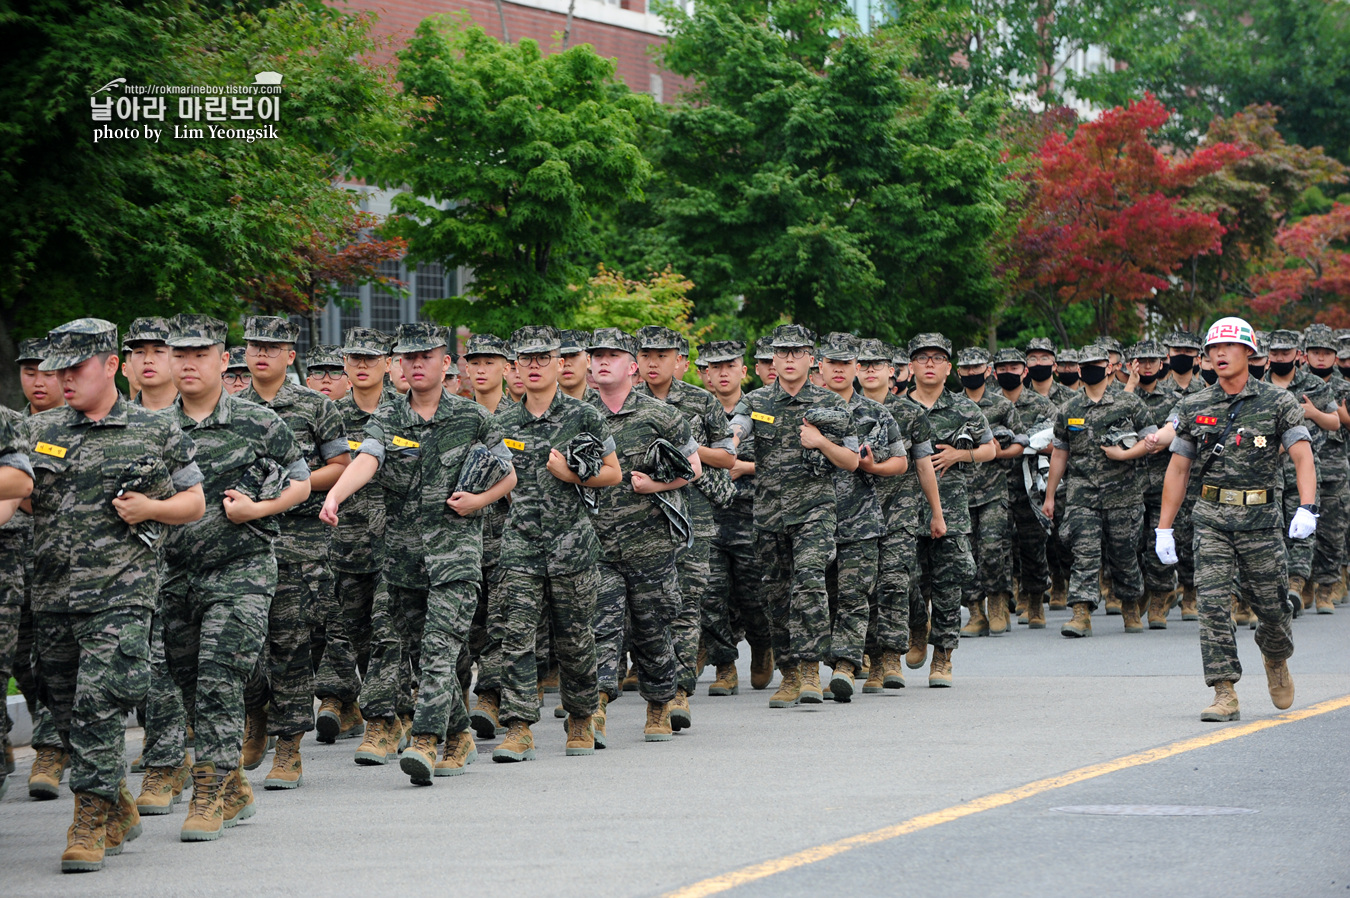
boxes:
[287,459,313,481]
[0,452,34,479]
[729,414,752,438]
[1282,426,1312,450]
[171,462,205,491]
[357,438,386,466]
[1168,436,1197,459]
[888,439,907,456]
[600,435,616,456]
[911,439,933,458]
[319,437,350,462]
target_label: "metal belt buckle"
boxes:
[1220,488,1242,506]
[1201,485,1218,502]
[1246,489,1267,505]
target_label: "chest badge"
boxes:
[751,412,775,424]
[1196,415,1219,426]
[1254,435,1267,448]
[391,436,419,449]
[35,442,68,458]
[503,439,525,451]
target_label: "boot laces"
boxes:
[72,795,103,842]
[274,736,299,764]
[141,767,171,793]
[32,748,64,778]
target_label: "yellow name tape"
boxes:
[503,439,525,451]
[347,440,363,452]
[391,436,420,449]
[1067,418,1085,426]
[751,412,775,424]
[35,442,67,459]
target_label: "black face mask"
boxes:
[1200,368,1218,385]
[1309,364,1335,379]
[996,372,1024,391]
[959,373,987,390]
[1339,365,1350,379]
[1058,370,1080,386]
[1249,364,1266,380]
[1080,364,1107,386]
[1169,355,1195,375]
[1028,364,1054,382]
[1138,371,1159,386]
[1269,360,1296,377]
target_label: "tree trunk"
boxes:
[495,0,510,42]
[0,314,21,411]
[562,0,575,49]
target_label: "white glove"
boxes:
[1289,506,1319,540]
[1154,528,1177,565]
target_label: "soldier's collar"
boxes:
[69,394,131,427]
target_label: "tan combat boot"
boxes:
[1014,587,1028,623]
[1301,576,1315,610]
[881,650,906,689]
[828,660,856,703]
[960,602,989,637]
[136,754,190,815]
[263,734,303,790]
[769,664,803,708]
[337,702,365,740]
[750,645,774,690]
[1336,568,1349,604]
[1314,583,1336,615]
[28,745,68,800]
[221,767,255,828]
[61,792,110,873]
[669,687,692,731]
[1061,603,1093,638]
[1027,591,1046,630]
[708,663,739,696]
[799,663,824,704]
[1103,590,1122,616]
[1180,586,1198,620]
[470,691,504,740]
[315,697,343,744]
[1263,656,1294,710]
[397,713,414,751]
[1232,596,1254,626]
[180,763,226,842]
[1289,575,1310,610]
[988,592,1012,636]
[436,731,477,776]
[104,779,142,856]
[928,646,953,688]
[863,658,885,693]
[399,733,439,785]
[859,654,871,679]
[1049,578,1069,610]
[621,654,639,692]
[541,665,561,694]
[1121,599,1144,633]
[643,700,673,742]
[240,707,267,770]
[1146,590,1170,629]
[492,722,536,762]
[594,693,609,749]
[906,621,930,669]
[565,714,596,756]
[354,717,400,766]
[1200,681,1240,722]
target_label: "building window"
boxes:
[414,262,445,321]
[339,282,362,333]
[370,260,403,335]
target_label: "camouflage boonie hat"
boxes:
[123,316,171,349]
[635,325,683,351]
[1338,344,1350,361]
[342,327,393,357]
[856,339,890,363]
[511,326,562,356]
[993,347,1026,366]
[40,318,119,371]
[908,333,952,358]
[1099,336,1122,354]
[1267,329,1302,352]
[1024,337,1057,357]
[588,327,636,356]
[559,329,591,355]
[753,336,775,360]
[1077,343,1110,364]
[392,322,448,354]
[1128,339,1165,360]
[1165,330,1202,350]
[306,344,345,370]
[244,316,300,344]
[226,346,250,371]
[956,347,990,367]
[15,337,49,364]
[677,335,690,356]
[1335,328,1350,342]
[820,332,861,361]
[699,340,746,365]
[1303,323,1337,352]
[771,324,816,349]
[463,333,510,359]
[167,314,228,348]
[1057,348,1080,364]
[892,347,910,365]
[1252,334,1269,358]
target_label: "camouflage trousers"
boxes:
[756,516,834,668]
[1137,491,1178,595]
[825,537,876,670]
[13,598,60,750]
[358,578,416,720]
[141,609,189,767]
[162,553,275,772]
[1312,477,1350,585]
[703,537,770,666]
[595,537,681,704]
[674,538,710,693]
[1064,503,1144,609]
[396,580,476,739]
[471,567,509,698]
[1046,483,1071,591]
[1280,476,1315,581]
[0,604,15,753]
[1007,486,1050,598]
[34,607,152,802]
[245,559,329,736]
[915,533,974,652]
[1193,522,1293,685]
[496,566,600,726]
[868,528,915,655]
[1173,489,1198,589]
[963,498,1010,605]
[314,568,377,703]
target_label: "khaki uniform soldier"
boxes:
[956,347,1024,638]
[1157,317,1311,721]
[157,314,312,841]
[322,323,517,785]
[237,317,350,787]
[491,326,620,758]
[1298,324,1349,614]
[223,347,252,395]
[0,412,33,805]
[319,329,397,749]
[14,318,206,873]
[1043,343,1156,636]
[730,324,860,706]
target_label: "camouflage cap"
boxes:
[226,346,250,371]
[123,316,171,349]
[908,333,952,358]
[244,316,300,344]
[635,325,683,352]
[463,333,510,359]
[753,335,775,360]
[1335,328,1350,342]
[1024,337,1058,357]
[1077,343,1110,364]
[819,332,861,361]
[699,340,747,365]
[1099,336,1122,354]
[956,347,990,367]
[392,322,448,354]
[677,335,690,356]
[15,337,49,364]
[1128,339,1165,360]
[891,346,910,365]
[306,344,345,370]
[40,318,119,371]
[588,327,636,356]
[1251,334,1269,358]
[993,347,1026,366]
[166,313,228,348]
[771,324,816,349]
[342,327,393,357]
[856,338,891,363]
[1057,348,1080,364]
[1303,323,1337,351]
[1338,344,1350,362]
[511,325,562,356]
[1267,328,1303,351]
[1165,329,1202,350]
[559,329,591,355]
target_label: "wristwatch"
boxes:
[1300,503,1320,515]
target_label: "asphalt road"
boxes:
[3,602,1348,897]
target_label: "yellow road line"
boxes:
[664,693,1350,898]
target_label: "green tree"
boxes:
[388,18,653,337]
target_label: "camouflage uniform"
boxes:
[1025,339,1077,594]
[995,348,1056,604]
[238,317,348,737]
[356,324,512,740]
[587,329,694,703]
[636,325,737,695]
[1126,341,1182,597]
[27,319,202,803]
[1171,373,1307,684]
[495,327,614,725]
[1301,325,1350,589]
[1160,332,1207,593]
[0,409,32,760]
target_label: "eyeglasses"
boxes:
[223,373,251,384]
[517,353,558,368]
[311,370,345,381]
[774,348,810,360]
[345,355,384,367]
[246,343,284,358]
[911,354,949,365]
[859,361,890,371]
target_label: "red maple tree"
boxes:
[1250,204,1350,327]
[1008,94,1248,344]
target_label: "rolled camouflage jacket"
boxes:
[331,388,397,574]
[638,379,736,540]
